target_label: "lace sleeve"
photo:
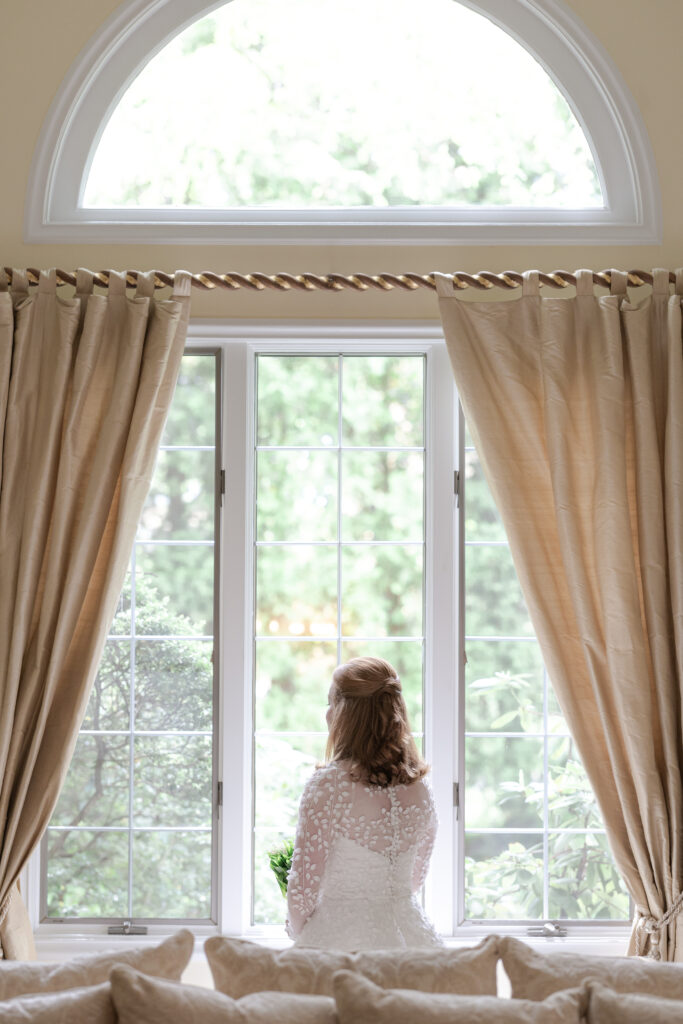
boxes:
[286,768,338,938]
[411,785,438,892]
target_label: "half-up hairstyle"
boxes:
[325,656,429,787]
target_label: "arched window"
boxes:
[26,0,660,243]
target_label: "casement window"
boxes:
[43,351,220,925]
[34,323,629,938]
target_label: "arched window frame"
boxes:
[25,0,661,245]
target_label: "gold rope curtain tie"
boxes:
[635,893,683,959]
[1,268,672,293]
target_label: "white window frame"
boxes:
[25,0,660,245]
[24,319,632,957]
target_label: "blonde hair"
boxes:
[325,656,428,788]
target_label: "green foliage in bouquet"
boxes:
[268,838,294,897]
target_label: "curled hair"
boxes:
[325,656,429,788]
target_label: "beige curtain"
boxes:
[0,268,191,959]
[437,268,683,960]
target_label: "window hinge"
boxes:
[216,780,223,813]
[219,468,226,506]
[107,921,147,936]
[527,921,568,938]
[454,469,460,506]
[453,781,460,819]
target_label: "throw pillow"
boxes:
[586,981,683,1023]
[0,981,114,1023]
[0,928,194,1001]
[332,970,587,1024]
[204,934,499,998]
[500,935,683,1001]
[110,965,338,1023]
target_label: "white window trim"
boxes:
[24,318,632,959]
[25,0,660,245]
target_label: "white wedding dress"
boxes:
[286,762,442,950]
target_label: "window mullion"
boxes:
[424,344,458,936]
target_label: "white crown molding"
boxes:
[24,0,661,246]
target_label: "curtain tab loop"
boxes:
[38,269,57,295]
[0,268,8,292]
[522,270,540,297]
[433,272,456,298]
[575,269,594,296]
[653,268,671,295]
[172,270,192,298]
[75,268,94,297]
[107,270,126,297]
[609,269,628,296]
[135,270,156,299]
[675,269,683,296]
[10,269,28,297]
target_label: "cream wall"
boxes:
[1,0,681,320]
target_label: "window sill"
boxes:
[32,924,632,962]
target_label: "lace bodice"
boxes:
[286,763,440,948]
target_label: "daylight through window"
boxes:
[41,337,629,931]
[84,0,601,210]
[252,355,426,925]
[44,353,219,922]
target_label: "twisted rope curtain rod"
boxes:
[2,268,676,293]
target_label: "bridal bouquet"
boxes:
[268,838,294,897]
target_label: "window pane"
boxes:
[161,355,216,447]
[46,830,129,919]
[45,353,217,922]
[253,353,426,926]
[465,736,544,829]
[342,451,423,542]
[50,735,129,828]
[85,0,600,209]
[254,829,290,927]
[464,426,627,922]
[135,543,214,636]
[257,356,338,447]
[548,735,605,830]
[547,832,630,920]
[133,736,213,828]
[342,356,424,448]
[254,734,323,831]
[465,640,544,733]
[132,831,212,918]
[139,449,215,542]
[465,833,543,920]
[82,638,130,731]
[255,640,337,732]
[134,639,213,732]
[465,543,534,637]
[257,449,337,542]
[256,545,338,637]
[342,545,423,637]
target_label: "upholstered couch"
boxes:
[2,930,683,1022]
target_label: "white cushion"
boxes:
[586,981,683,1023]
[110,965,338,1023]
[0,981,114,1023]
[500,936,683,1001]
[0,929,193,1001]
[204,934,499,998]
[332,969,587,1023]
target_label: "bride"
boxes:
[286,656,442,950]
